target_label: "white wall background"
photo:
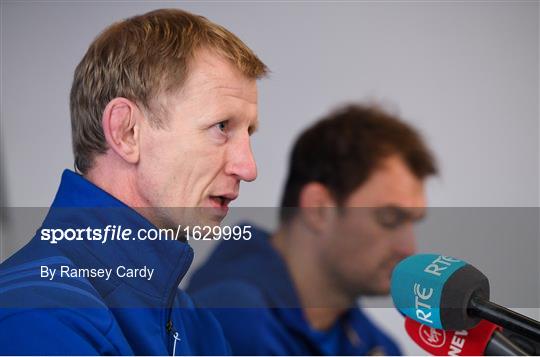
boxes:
[1,1,539,355]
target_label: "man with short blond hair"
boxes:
[0,8,267,355]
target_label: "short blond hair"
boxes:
[70,8,268,174]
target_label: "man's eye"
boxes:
[216,121,228,132]
[375,207,408,230]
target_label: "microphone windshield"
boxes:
[391,254,489,330]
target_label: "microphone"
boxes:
[390,254,540,340]
[405,317,527,356]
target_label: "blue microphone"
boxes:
[391,254,540,341]
[391,254,489,330]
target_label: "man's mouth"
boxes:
[210,196,230,207]
[208,194,237,211]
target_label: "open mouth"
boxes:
[209,196,232,209]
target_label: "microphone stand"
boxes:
[469,295,540,341]
[486,331,528,356]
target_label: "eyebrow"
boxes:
[382,205,427,222]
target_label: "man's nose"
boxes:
[226,134,257,182]
[395,224,417,258]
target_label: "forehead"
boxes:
[179,48,258,104]
[345,155,427,208]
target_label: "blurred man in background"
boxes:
[188,104,438,355]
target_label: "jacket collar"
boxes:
[42,169,193,307]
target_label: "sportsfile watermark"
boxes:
[40,225,253,244]
[1,207,538,309]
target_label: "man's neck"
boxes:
[271,224,353,331]
[85,162,160,225]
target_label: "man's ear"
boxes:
[102,98,141,165]
[298,182,337,234]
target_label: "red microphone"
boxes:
[405,317,527,356]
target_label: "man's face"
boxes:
[322,155,427,297]
[135,49,258,228]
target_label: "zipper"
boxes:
[166,316,182,356]
[172,330,181,356]
[344,321,363,348]
[164,270,187,355]
[163,245,194,356]
[165,295,179,356]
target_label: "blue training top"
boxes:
[0,170,230,355]
[187,224,402,355]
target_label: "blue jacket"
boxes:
[187,225,402,355]
[0,170,230,355]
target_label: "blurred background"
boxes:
[1,1,538,354]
